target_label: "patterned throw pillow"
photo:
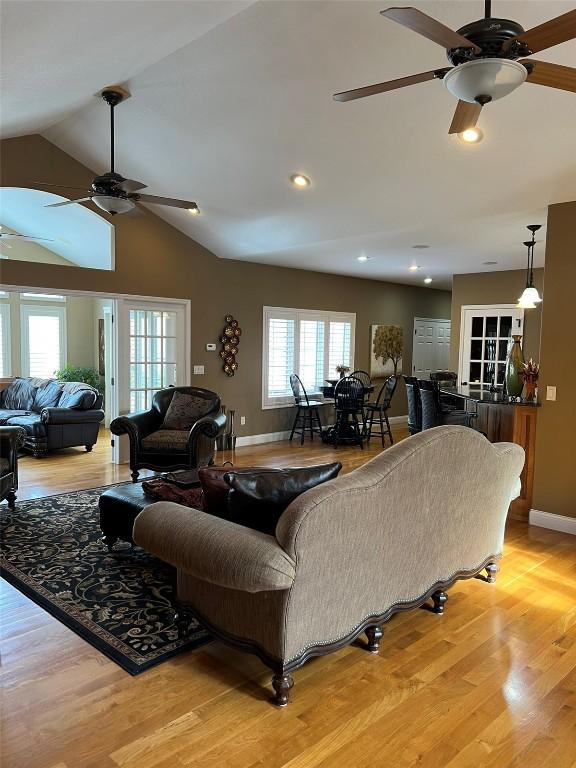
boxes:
[162,391,210,431]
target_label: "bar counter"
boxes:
[439,385,538,521]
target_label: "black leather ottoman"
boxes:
[99,483,153,550]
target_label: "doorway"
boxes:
[412,318,451,379]
[459,305,524,388]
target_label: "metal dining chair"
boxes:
[364,376,398,448]
[333,376,365,449]
[289,374,324,445]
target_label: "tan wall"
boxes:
[533,201,575,519]
[1,135,451,435]
[0,292,96,374]
[450,269,544,372]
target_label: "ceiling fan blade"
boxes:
[334,68,451,102]
[44,198,92,208]
[520,59,576,93]
[448,100,482,134]
[116,178,147,193]
[504,10,576,54]
[31,181,90,192]
[134,194,198,210]
[380,7,480,51]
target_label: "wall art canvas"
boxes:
[370,324,403,377]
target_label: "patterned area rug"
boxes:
[0,486,210,674]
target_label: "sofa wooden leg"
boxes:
[365,625,383,653]
[432,590,448,614]
[5,491,16,509]
[85,444,94,452]
[486,562,500,583]
[272,673,293,707]
[131,469,140,483]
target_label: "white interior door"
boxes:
[113,299,189,463]
[459,306,524,387]
[412,318,451,378]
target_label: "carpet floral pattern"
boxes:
[0,486,210,674]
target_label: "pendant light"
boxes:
[517,224,542,309]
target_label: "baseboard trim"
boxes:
[234,415,408,448]
[529,509,576,536]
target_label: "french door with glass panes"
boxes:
[459,306,524,388]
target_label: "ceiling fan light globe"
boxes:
[444,59,527,104]
[92,195,135,215]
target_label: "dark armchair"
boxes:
[1,426,26,508]
[110,386,226,482]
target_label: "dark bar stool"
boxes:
[404,376,422,435]
[430,371,460,410]
[289,374,323,445]
[418,380,475,430]
[351,370,372,428]
[364,375,398,448]
[333,376,365,449]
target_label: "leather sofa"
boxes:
[110,386,226,482]
[0,377,105,457]
[0,426,26,507]
[134,426,524,706]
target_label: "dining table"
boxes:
[319,378,375,444]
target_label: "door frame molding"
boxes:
[458,304,522,385]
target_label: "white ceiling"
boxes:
[2,1,575,289]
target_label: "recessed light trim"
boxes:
[458,127,483,144]
[424,277,433,284]
[357,255,372,262]
[290,173,311,188]
[412,244,430,249]
[188,204,200,215]
[483,260,498,265]
[408,265,420,272]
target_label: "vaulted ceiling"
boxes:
[2,1,575,288]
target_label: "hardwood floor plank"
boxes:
[2,431,575,768]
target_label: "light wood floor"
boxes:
[2,429,576,768]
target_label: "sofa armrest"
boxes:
[41,408,105,425]
[110,410,161,447]
[133,502,296,593]
[0,426,26,457]
[187,412,227,464]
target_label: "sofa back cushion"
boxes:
[223,463,342,535]
[58,382,98,409]
[198,465,267,516]
[1,377,37,410]
[32,380,64,412]
[162,391,212,430]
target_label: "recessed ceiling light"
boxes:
[408,265,420,272]
[290,173,311,188]
[483,260,498,265]
[424,277,433,284]
[458,127,484,144]
[412,244,430,249]
[357,255,372,262]
[188,205,200,215]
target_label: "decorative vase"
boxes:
[505,335,525,397]
[522,379,537,402]
[216,405,226,451]
[226,409,236,451]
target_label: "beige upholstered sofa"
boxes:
[134,426,524,706]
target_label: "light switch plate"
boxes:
[193,365,205,375]
[240,416,246,425]
[546,385,557,401]
[206,343,216,351]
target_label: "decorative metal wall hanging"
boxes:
[219,314,242,376]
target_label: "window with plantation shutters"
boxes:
[21,304,66,378]
[262,307,355,408]
[0,303,10,377]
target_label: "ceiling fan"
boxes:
[35,88,200,216]
[334,2,576,134]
